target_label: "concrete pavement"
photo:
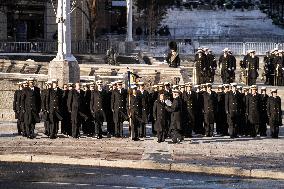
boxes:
[0,122,283,180]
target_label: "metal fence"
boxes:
[197,42,284,55]
[0,40,284,55]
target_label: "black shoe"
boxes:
[97,135,102,139]
[132,138,140,141]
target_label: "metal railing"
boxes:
[0,40,283,55]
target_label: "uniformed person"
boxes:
[61,83,72,136]
[127,85,143,141]
[263,51,274,85]
[194,84,204,135]
[81,83,92,136]
[274,50,284,86]
[216,85,226,135]
[267,89,282,138]
[165,89,183,143]
[205,49,217,83]
[182,83,196,137]
[222,84,230,135]
[225,83,241,138]
[13,82,23,135]
[153,90,167,142]
[246,85,261,137]
[246,50,259,86]
[259,87,268,136]
[195,49,207,84]
[90,80,107,139]
[67,82,85,138]
[219,48,232,84]
[150,85,159,135]
[106,82,116,136]
[166,41,180,68]
[41,81,51,136]
[202,83,217,137]
[111,80,128,138]
[138,82,150,138]
[21,78,41,139]
[46,79,63,139]
[164,82,172,137]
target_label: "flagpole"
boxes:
[127,70,133,139]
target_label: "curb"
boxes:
[0,154,283,180]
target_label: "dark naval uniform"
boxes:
[127,93,143,140]
[165,96,183,143]
[225,91,241,138]
[90,89,108,138]
[62,89,71,136]
[111,88,128,137]
[82,89,93,135]
[153,99,167,142]
[166,52,180,68]
[195,54,207,84]
[247,56,259,86]
[267,96,282,138]
[41,88,50,136]
[259,93,269,136]
[67,89,85,138]
[21,86,41,138]
[13,89,23,135]
[216,91,226,135]
[139,89,150,137]
[47,87,63,139]
[206,53,217,83]
[182,90,197,137]
[246,93,261,137]
[202,91,217,137]
[219,55,234,84]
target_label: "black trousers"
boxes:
[157,131,165,142]
[171,129,182,143]
[139,123,146,137]
[49,121,59,139]
[130,118,139,140]
[259,122,267,136]
[16,118,22,134]
[95,121,103,136]
[204,123,214,137]
[71,114,81,138]
[115,122,124,137]
[250,123,259,137]
[24,123,35,138]
[270,125,279,138]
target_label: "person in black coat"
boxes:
[259,87,269,136]
[195,50,207,84]
[165,89,183,143]
[267,89,282,138]
[202,83,217,137]
[166,42,180,68]
[90,80,107,139]
[246,85,261,137]
[153,90,167,143]
[67,83,85,138]
[216,85,226,135]
[46,79,63,139]
[81,83,92,136]
[182,83,196,137]
[138,82,150,138]
[21,78,41,139]
[111,80,128,138]
[106,82,116,136]
[219,48,234,84]
[127,85,143,141]
[225,83,241,138]
[13,82,23,135]
[61,83,72,136]
[41,81,51,136]
[246,50,259,86]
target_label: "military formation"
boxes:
[13,78,282,143]
[194,47,284,87]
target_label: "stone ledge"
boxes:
[0,154,283,180]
